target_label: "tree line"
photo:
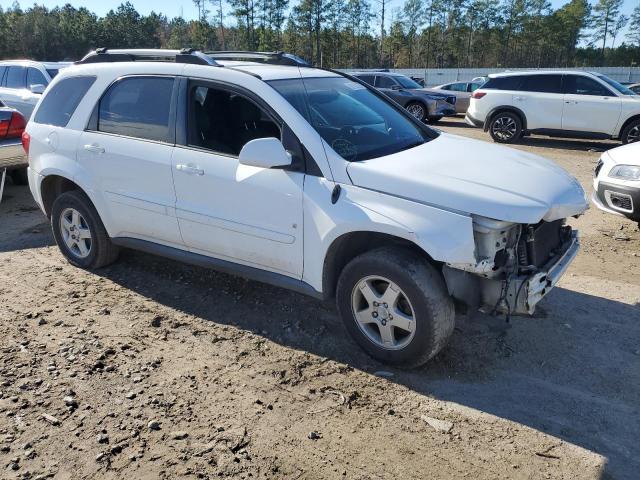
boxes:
[0,0,639,69]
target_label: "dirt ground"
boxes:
[0,117,639,480]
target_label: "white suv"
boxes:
[0,60,71,119]
[466,71,640,144]
[24,49,588,367]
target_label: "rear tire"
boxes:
[336,247,455,368]
[10,168,28,185]
[488,111,522,144]
[427,116,443,124]
[51,190,119,269]
[620,118,640,144]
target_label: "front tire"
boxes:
[336,247,455,368]
[51,190,119,269]
[427,116,443,124]
[488,111,522,143]
[405,102,427,122]
[620,119,640,144]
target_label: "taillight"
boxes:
[472,91,486,99]
[7,111,26,138]
[22,131,31,155]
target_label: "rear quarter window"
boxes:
[33,76,96,127]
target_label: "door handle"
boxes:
[176,164,204,176]
[564,100,578,104]
[84,143,105,154]
[514,96,526,101]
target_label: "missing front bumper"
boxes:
[483,233,580,315]
[443,232,580,316]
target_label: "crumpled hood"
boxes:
[605,141,640,166]
[346,133,588,224]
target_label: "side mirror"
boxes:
[238,137,292,169]
[390,84,402,90]
[29,84,46,94]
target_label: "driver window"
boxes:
[565,76,612,97]
[188,84,281,156]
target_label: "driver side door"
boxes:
[172,79,305,277]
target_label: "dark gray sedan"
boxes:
[351,71,456,123]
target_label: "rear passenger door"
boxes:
[562,75,622,135]
[516,74,564,130]
[77,75,183,246]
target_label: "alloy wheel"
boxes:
[351,275,417,350]
[407,103,425,120]
[60,208,92,259]
[492,116,517,141]
[627,125,640,143]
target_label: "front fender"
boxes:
[302,177,476,292]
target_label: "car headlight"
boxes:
[608,164,640,181]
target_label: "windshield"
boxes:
[268,77,432,162]
[396,76,422,89]
[595,74,638,96]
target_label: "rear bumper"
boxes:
[465,113,484,128]
[0,138,27,170]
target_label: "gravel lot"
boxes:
[0,116,638,479]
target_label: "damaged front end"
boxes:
[443,216,579,316]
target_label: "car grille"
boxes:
[446,96,456,105]
[517,220,571,269]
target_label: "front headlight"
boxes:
[608,164,640,181]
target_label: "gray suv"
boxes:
[351,71,456,123]
[0,60,71,119]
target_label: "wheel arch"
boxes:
[321,231,439,300]
[484,106,527,132]
[617,114,640,139]
[40,174,83,218]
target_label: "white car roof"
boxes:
[59,60,341,83]
[0,60,71,68]
[488,70,596,78]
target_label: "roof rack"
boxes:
[76,48,219,66]
[205,51,310,67]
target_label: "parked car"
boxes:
[629,83,640,94]
[431,81,485,113]
[0,60,71,119]
[410,76,425,87]
[592,142,640,226]
[0,101,27,187]
[25,49,587,367]
[466,71,640,144]
[351,71,456,123]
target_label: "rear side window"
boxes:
[357,75,375,86]
[97,76,175,142]
[375,76,397,88]
[448,83,467,92]
[482,76,524,91]
[0,67,7,84]
[5,66,25,89]
[564,75,612,96]
[33,76,96,127]
[27,68,48,87]
[521,74,563,93]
